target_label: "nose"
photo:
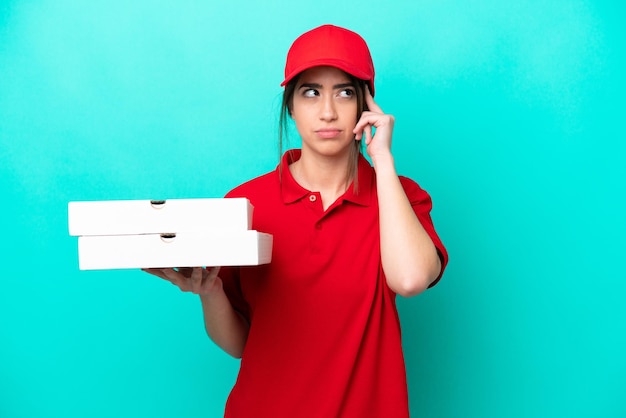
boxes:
[319,95,337,121]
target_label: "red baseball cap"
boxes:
[281,24,376,96]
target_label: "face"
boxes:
[290,66,359,159]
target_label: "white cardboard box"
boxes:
[77,231,273,270]
[68,197,273,270]
[68,198,253,236]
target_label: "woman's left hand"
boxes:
[353,87,395,159]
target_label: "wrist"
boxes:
[370,151,395,172]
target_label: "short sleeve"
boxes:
[399,176,448,287]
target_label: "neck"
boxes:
[289,149,354,205]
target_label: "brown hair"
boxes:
[278,72,368,191]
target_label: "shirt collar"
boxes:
[278,149,374,207]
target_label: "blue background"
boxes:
[1,1,624,417]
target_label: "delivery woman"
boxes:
[144,24,448,418]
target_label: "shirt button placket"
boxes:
[308,193,322,254]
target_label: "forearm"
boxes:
[372,152,441,297]
[199,279,249,358]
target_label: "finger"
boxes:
[177,267,194,277]
[354,126,363,141]
[200,266,220,286]
[206,266,221,281]
[365,86,383,113]
[143,268,184,289]
[191,267,203,281]
[163,268,185,286]
[142,268,160,277]
[195,266,222,294]
[353,111,375,139]
[190,267,203,293]
[143,268,171,281]
[364,125,373,145]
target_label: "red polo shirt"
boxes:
[220,150,447,418]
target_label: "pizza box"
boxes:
[68,198,253,236]
[76,230,273,270]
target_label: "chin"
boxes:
[303,139,355,158]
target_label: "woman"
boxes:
[145,24,448,417]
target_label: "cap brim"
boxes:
[281,59,374,95]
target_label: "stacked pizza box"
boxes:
[68,198,272,270]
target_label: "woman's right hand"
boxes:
[142,266,222,295]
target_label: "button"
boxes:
[315,222,322,230]
[309,194,317,202]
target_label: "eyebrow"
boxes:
[298,82,355,90]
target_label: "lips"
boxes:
[315,128,342,139]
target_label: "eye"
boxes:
[302,88,319,97]
[338,89,355,98]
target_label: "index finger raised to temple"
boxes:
[365,85,383,113]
